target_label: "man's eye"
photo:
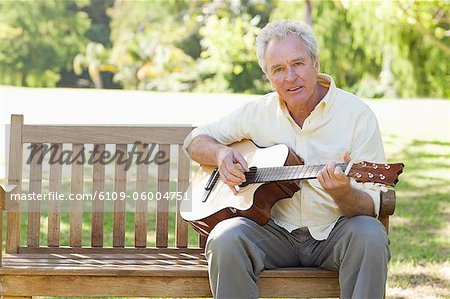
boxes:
[294,62,303,66]
[274,67,283,73]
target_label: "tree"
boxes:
[73,42,117,88]
[105,0,201,90]
[345,0,449,98]
[1,0,447,98]
[195,14,266,93]
[0,0,91,87]
[271,0,449,98]
[104,0,274,93]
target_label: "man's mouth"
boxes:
[286,86,302,92]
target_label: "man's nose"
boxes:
[285,67,297,82]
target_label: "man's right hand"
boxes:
[216,147,250,195]
[186,135,250,195]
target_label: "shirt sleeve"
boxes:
[350,107,386,217]
[182,100,257,156]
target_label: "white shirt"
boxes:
[183,74,385,240]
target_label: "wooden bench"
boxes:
[0,114,396,298]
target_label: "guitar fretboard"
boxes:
[244,163,349,184]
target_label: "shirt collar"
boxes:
[316,73,336,112]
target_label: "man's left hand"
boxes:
[317,152,351,200]
[317,152,375,217]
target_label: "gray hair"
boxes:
[255,20,319,75]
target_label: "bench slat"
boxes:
[3,259,208,266]
[135,144,149,248]
[48,144,62,247]
[156,145,170,248]
[27,143,43,248]
[5,253,206,260]
[0,253,338,278]
[113,144,127,248]
[70,144,84,247]
[1,253,338,278]
[6,115,24,253]
[91,144,105,247]
[176,146,190,248]
[22,125,192,144]
[199,234,207,248]
[17,247,204,254]
[0,266,209,276]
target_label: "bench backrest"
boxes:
[5,115,207,253]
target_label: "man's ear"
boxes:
[315,60,320,73]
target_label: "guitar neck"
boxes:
[245,163,349,184]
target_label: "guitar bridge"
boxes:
[205,168,220,191]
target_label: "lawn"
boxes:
[364,100,450,297]
[1,94,449,298]
[382,136,449,296]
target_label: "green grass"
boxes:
[387,138,449,262]
[382,134,450,297]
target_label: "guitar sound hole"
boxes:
[241,166,258,187]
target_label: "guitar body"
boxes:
[180,140,303,236]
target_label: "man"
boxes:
[183,20,389,299]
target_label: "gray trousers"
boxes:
[206,216,390,299]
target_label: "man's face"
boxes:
[265,34,319,109]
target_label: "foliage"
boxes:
[192,0,274,93]
[104,0,272,93]
[345,0,450,98]
[73,42,117,88]
[275,0,450,98]
[0,0,448,98]
[195,14,267,93]
[105,0,202,90]
[0,0,91,87]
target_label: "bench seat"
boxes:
[0,249,339,297]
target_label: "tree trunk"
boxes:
[305,0,313,27]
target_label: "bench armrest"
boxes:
[379,189,396,217]
[378,189,396,233]
[0,185,5,211]
[0,185,19,210]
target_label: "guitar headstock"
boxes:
[348,161,404,186]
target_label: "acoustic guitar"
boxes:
[180,140,404,236]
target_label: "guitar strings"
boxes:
[244,163,349,184]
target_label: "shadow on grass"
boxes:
[390,272,449,289]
